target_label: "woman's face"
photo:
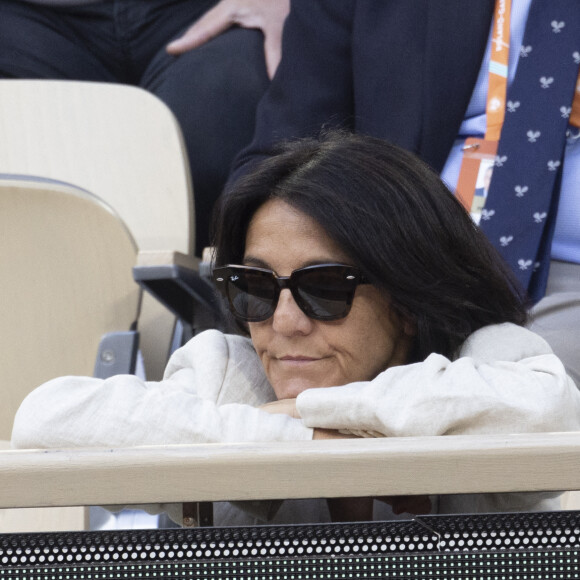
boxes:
[244,199,414,400]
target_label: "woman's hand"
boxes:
[166,0,290,78]
[260,399,357,440]
[260,398,300,418]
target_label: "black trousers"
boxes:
[0,0,270,254]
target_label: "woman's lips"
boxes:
[277,355,322,366]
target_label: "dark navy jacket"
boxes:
[232,0,496,179]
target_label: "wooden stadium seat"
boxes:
[0,175,139,532]
[0,80,195,380]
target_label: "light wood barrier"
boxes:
[1,433,580,510]
[2,435,580,579]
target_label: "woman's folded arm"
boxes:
[11,330,313,449]
[297,324,580,437]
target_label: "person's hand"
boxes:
[260,398,300,418]
[377,495,432,515]
[260,400,359,440]
[312,428,358,440]
[166,0,290,79]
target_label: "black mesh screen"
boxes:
[1,510,579,579]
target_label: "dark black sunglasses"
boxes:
[213,263,368,322]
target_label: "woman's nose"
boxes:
[271,289,313,336]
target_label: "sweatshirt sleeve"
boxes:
[296,323,580,437]
[11,329,312,449]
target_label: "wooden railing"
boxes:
[1,432,580,510]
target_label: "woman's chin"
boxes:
[266,358,346,400]
[270,375,332,400]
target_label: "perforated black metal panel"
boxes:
[1,511,579,579]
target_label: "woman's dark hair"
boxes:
[212,131,528,362]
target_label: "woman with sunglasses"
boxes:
[12,131,580,523]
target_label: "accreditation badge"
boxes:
[455,138,498,225]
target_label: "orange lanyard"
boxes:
[486,0,512,141]
[455,0,511,218]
